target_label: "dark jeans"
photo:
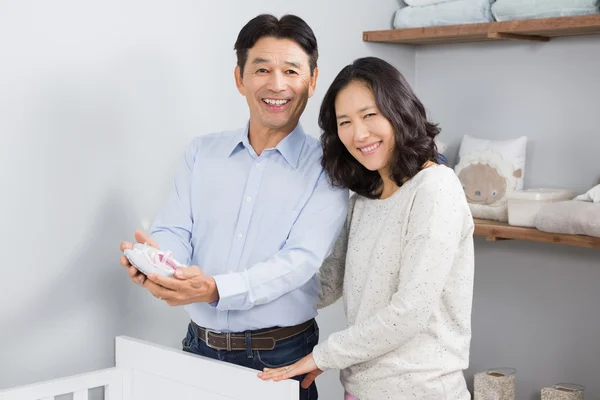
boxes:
[182,319,319,400]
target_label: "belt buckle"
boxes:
[205,329,232,351]
[204,329,220,349]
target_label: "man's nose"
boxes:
[267,71,286,92]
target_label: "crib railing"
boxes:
[0,336,299,400]
[0,368,122,400]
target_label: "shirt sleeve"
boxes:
[313,179,472,371]
[212,172,349,311]
[148,140,197,266]
[316,195,357,309]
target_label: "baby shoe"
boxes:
[124,243,186,277]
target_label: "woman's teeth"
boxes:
[360,142,381,153]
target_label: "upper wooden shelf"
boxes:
[363,14,600,45]
[473,218,600,249]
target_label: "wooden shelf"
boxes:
[363,14,600,45]
[473,218,600,249]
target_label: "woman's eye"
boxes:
[364,113,376,119]
[339,121,349,127]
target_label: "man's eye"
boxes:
[286,70,298,75]
[256,68,268,73]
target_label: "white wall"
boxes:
[0,1,412,398]
[415,37,600,400]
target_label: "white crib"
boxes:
[0,336,298,400]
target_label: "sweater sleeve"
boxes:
[316,195,356,309]
[313,179,471,370]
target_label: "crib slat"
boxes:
[0,368,120,400]
[104,380,123,400]
[73,389,89,400]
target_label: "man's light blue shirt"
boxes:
[150,123,348,332]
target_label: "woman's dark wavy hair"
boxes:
[319,56,441,199]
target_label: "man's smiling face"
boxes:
[235,37,317,134]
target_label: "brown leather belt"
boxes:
[195,319,314,351]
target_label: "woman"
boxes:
[258,57,474,400]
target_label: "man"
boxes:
[119,14,348,400]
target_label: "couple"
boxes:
[119,13,474,400]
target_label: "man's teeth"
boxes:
[263,99,290,106]
[360,142,381,153]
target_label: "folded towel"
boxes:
[535,200,600,238]
[405,0,461,7]
[492,0,599,22]
[574,183,600,203]
[393,0,494,29]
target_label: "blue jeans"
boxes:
[182,319,319,400]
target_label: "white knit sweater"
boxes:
[313,165,474,400]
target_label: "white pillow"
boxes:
[457,135,527,190]
[574,183,600,203]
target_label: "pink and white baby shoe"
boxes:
[124,243,186,277]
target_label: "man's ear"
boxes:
[308,67,319,98]
[234,65,245,96]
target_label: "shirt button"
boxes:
[256,163,261,168]
[237,233,243,239]
[246,196,252,203]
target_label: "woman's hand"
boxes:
[258,353,324,389]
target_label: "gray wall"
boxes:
[415,37,600,400]
[5,2,597,399]
[0,1,413,399]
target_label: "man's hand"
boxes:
[120,230,158,286]
[145,266,220,306]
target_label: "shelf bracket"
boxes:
[485,236,512,242]
[488,32,550,42]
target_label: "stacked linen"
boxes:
[393,0,495,29]
[534,184,600,238]
[492,0,599,22]
[405,0,465,5]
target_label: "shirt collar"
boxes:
[228,121,306,169]
[274,123,306,169]
[227,123,250,157]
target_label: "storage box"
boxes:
[507,188,573,227]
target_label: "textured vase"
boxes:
[541,383,584,400]
[474,368,516,400]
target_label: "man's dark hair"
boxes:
[234,14,318,77]
[319,57,441,199]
